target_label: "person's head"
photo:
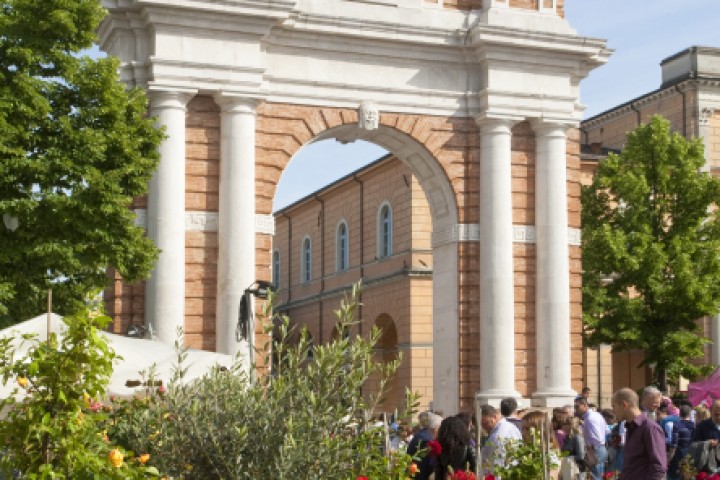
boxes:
[679,404,692,420]
[500,397,518,418]
[418,411,430,428]
[455,411,476,435]
[695,405,710,422]
[711,399,720,425]
[656,404,668,421]
[480,404,500,433]
[437,415,473,457]
[551,408,568,431]
[574,397,590,417]
[427,412,443,438]
[582,387,591,399]
[641,386,662,413]
[601,408,617,426]
[562,404,574,417]
[563,416,582,437]
[521,410,559,450]
[612,388,640,423]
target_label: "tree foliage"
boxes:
[0,0,163,325]
[582,115,720,386]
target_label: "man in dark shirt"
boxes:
[692,399,720,444]
[612,387,667,480]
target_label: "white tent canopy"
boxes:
[0,314,234,399]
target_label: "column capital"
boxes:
[146,88,196,111]
[213,92,260,114]
[475,114,522,131]
[529,118,574,136]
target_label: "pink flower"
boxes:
[427,440,442,456]
[157,385,166,394]
[696,473,709,480]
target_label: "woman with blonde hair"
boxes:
[560,416,586,480]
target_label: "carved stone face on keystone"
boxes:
[358,101,379,130]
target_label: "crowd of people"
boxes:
[389,386,720,480]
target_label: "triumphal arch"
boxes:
[99,0,609,412]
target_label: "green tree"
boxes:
[0,0,163,325]
[582,115,720,390]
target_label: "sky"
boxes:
[274,0,720,210]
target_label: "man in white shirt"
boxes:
[480,403,522,475]
[576,396,609,480]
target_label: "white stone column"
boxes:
[531,121,577,406]
[475,117,521,405]
[146,90,193,345]
[214,94,258,356]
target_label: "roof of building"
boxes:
[582,45,720,125]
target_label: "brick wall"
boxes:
[109,99,584,410]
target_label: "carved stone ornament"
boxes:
[358,101,379,131]
[700,107,715,126]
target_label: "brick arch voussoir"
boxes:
[255,102,472,220]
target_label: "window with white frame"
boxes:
[272,250,280,289]
[378,202,393,258]
[301,236,312,283]
[336,220,349,272]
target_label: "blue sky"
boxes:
[275,0,720,210]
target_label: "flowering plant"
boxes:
[603,472,619,479]
[0,302,161,478]
[696,472,720,480]
[447,467,476,480]
[427,440,442,457]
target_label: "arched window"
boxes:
[336,220,349,272]
[377,202,393,258]
[301,236,312,283]
[272,250,280,289]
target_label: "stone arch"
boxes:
[256,103,465,413]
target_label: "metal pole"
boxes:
[46,288,52,344]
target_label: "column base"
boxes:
[531,390,578,407]
[475,390,523,409]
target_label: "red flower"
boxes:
[603,473,617,479]
[450,471,477,480]
[356,476,369,480]
[697,473,709,480]
[484,475,496,480]
[427,440,442,457]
